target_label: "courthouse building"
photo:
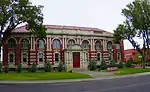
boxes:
[3,25,124,69]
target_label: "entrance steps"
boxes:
[72,68,88,72]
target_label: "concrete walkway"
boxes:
[0,72,150,84]
[78,71,114,78]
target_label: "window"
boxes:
[55,53,59,62]
[116,43,120,49]
[9,53,14,63]
[117,53,121,61]
[38,39,44,49]
[39,52,44,62]
[22,53,28,63]
[8,39,16,48]
[53,39,60,49]
[97,53,101,61]
[82,40,89,49]
[107,41,112,49]
[95,41,101,50]
[21,39,29,48]
[68,39,75,45]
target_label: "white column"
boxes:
[92,38,94,50]
[65,37,67,48]
[62,36,64,49]
[47,37,48,50]
[33,37,35,50]
[31,37,33,50]
[49,36,51,50]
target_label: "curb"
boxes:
[0,72,150,84]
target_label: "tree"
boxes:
[114,0,150,68]
[88,61,97,71]
[30,61,37,73]
[17,63,22,73]
[0,0,46,60]
[118,60,123,68]
[44,61,51,72]
[109,59,116,67]
[100,57,107,70]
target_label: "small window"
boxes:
[9,53,14,63]
[95,41,101,50]
[21,39,29,48]
[38,39,45,49]
[39,52,44,62]
[97,53,101,61]
[82,40,89,49]
[55,53,59,62]
[23,53,28,62]
[116,43,120,49]
[68,39,75,47]
[107,41,112,50]
[8,39,16,48]
[117,53,121,61]
[53,39,60,49]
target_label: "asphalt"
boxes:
[1,73,150,92]
[0,72,150,92]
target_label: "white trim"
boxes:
[8,52,15,64]
[21,52,28,64]
[6,37,17,44]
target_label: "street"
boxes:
[1,75,150,92]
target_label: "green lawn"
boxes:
[0,72,91,80]
[114,68,150,75]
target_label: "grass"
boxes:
[0,72,91,80]
[114,68,150,75]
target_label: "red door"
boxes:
[73,52,80,68]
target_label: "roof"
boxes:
[12,24,107,33]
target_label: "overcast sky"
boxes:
[30,0,136,50]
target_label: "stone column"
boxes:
[47,37,49,50]
[31,37,33,50]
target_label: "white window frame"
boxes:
[8,52,15,64]
[117,52,121,62]
[38,51,44,63]
[21,52,28,64]
[54,52,60,63]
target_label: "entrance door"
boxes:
[73,52,80,68]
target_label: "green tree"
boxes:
[88,61,97,71]
[30,61,37,73]
[58,62,64,72]
[109,59,116,67]
[44,61,51,72]
[114,0,150,68]
[17,63,22,73]
[118,60,123,68]
[100,57,107,70]
[125,58,133,68]
[0,62,2,73]
[0,0,46,61]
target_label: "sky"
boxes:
[30,0,136,50]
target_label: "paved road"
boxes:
[1,75,150,92]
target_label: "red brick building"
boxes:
[3,25,124,69]
[124,49,138,61]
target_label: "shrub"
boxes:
[44,61,51,72]
[109,59,116,67]
[58,62,64,72]
[4,65,9,73]
[17,63,22,73]
[100,57,107,70]
[0,62,2,73]
[97,65,101,71]
[118,60,123,68]
[30,61,37,73]
[125,58,133,68]
[88,61,97,71]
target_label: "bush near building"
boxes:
[44,61,51,72]
[118,60,123,68]
[17,63,22,73]
[88,61,97,71]
[100,57,107,70]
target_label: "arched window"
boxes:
[38,39,45,49]
[95,41,101,50]
[68,39,75,47]
[107,41,112,50]
[82,40,89,49]
[21,39,29,48]
[68,39,75,45]
[53,39,60,49]
[8,38,16,48]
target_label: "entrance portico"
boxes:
[64,44,88,70]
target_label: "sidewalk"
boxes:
[0,72,150,84]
